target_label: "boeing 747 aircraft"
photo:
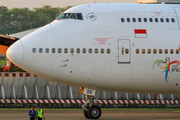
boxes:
[6,3,180,119]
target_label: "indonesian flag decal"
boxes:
[134,29,147,38]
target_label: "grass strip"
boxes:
[0,60,6,65]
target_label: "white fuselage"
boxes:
[7,3,180,94]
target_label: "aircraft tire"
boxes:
[87,105,101,119]
[83,107,90,119]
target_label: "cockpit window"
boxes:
[57,13,71,19]
[76,13,83,20]
[57,13,83,20]
[70,13,76,19]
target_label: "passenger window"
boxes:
[58,48,62,53]
[121,18,125,22]
[89,48,92,53]
[142,49,145,54]
[170,49,173,54]
[155,18,158,22]
[101,48,104,53]
[77,48,80,53]
[136,49,139,54]
[165,49,168,54]
[45,48,49,53]
[39,48,43,53]
[127,18,130,22]
[107,49,110,54]
[160,18,164,22]
[138,18,142,22]
[32,48,36,53]
[176,49,179,54]
[70,48,74,53]
[149,18,153,22]
[64,48,68,53]
[52,48,55,53]
[166,18,169,22]
[144,18,147,22]
[132,18,136,22]
[159,49,162,54]
[125,49,129,54]
[171,18,175,23]
[153,49,157,54]
[83,48,86,53]
[95,48,98,53]
[148,49,151,54]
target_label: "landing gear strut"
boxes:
[82,95,102,119]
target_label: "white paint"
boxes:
[1,84,5,99]
[6,3,180,95]
[118,39,130,63]
[83,88,96,96]
[135,34,147,38]
[174,7,180,29]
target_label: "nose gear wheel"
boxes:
[82,95,102,119]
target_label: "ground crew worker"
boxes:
[29,106,36,120]
[37,106,45,120]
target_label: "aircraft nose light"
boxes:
[6,40,23,67]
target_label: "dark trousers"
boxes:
[38,117,42,120]
[30,118,35,120]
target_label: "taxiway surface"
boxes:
[0,110,179,120]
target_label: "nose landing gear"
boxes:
[88,105,101,119]
[82,95,102,119]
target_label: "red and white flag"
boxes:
[134,29,147,38]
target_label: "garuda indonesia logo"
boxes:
[153,57,180,83]
[87,12,97,21]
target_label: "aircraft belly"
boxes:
[20,55,180,94]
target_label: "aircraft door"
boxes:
[118,39,131,63]
[174,7,180,29]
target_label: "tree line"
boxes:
[0,5,72,35]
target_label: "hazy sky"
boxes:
[0,0,137,9]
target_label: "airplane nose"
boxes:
[6,40,24,67]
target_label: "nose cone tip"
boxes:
[6,40,23,66]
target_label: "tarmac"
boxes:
[0,110,180,120]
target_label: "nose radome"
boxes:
[6,40,24,67]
